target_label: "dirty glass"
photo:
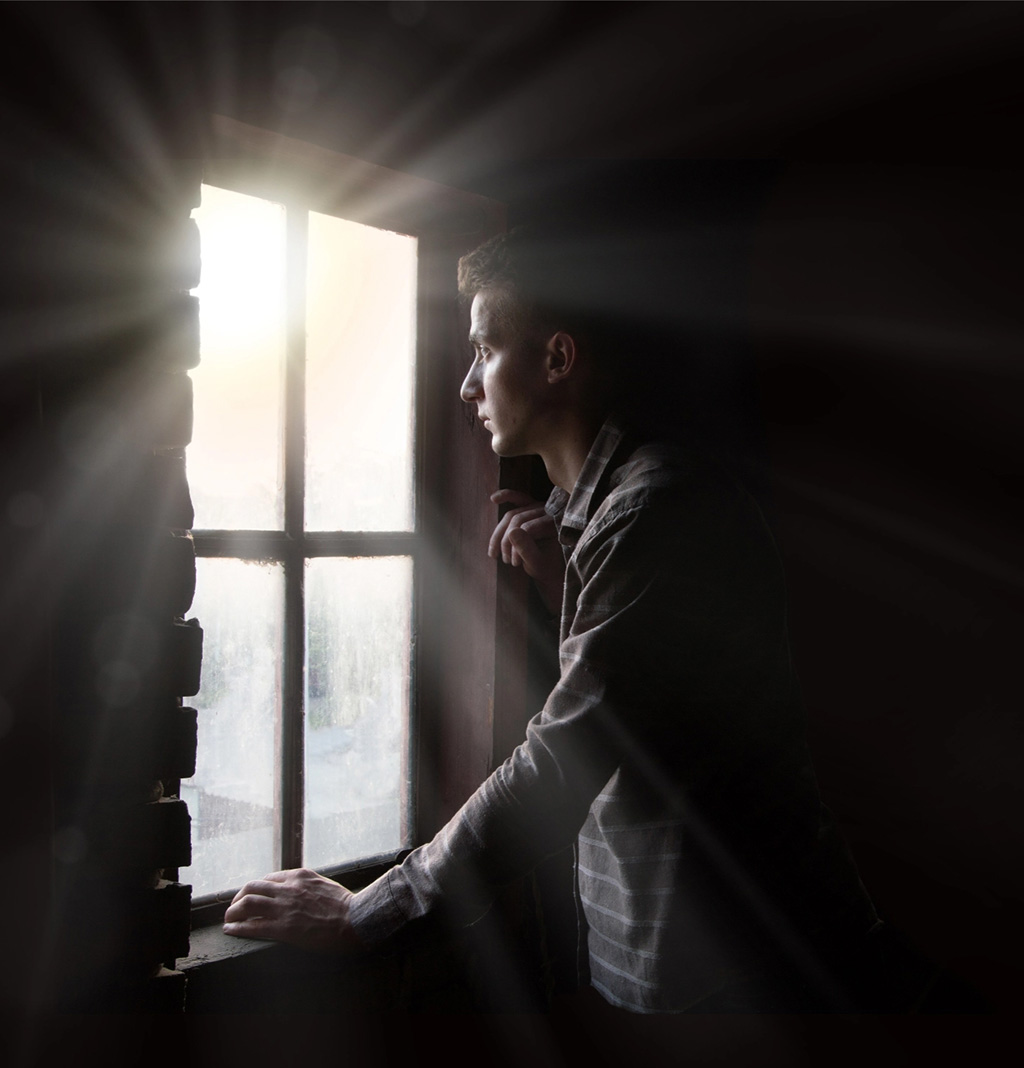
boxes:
[303,556,412,869]
[189,184,286,530]
[181,558,283,897]
[305,213,417,532]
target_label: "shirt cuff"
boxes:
[347,869,408,948]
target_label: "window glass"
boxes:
[303,556,412,869]
[181,558,283,897]
[305,213,417,532]
[186,182,420,902]
[189,185,286,530]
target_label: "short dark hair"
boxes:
[456,228,526,305]
[457,226,609,346]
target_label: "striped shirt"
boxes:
[350,416,877,1011]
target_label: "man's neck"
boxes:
[541,412,607,492]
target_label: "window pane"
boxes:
[189,184,286,530]
[181,558,283,897]
[305,214,417,532]
[304,557,412,869]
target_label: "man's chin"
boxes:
[489,436,520,457]
[491,441,538,461]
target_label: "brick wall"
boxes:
[46,159,204,1012]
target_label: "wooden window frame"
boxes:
[188,117,528,928]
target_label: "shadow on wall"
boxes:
[749,163,1024,1014]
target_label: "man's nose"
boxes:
[460,359,482,403]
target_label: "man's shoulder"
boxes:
[603,437,738,513]
[579,435,771,566]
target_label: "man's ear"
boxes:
[545,331,578,384]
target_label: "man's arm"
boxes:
[222,487,746,953]
[224,490,565,950]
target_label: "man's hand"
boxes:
[222,867,361,953]
[489,489,565,615]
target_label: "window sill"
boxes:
[180,922,275,971]
[178,883,544,1013]
[178,895,479,1014]
[178,915,408,1013]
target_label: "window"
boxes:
[182,183,417,900]
[181,118,512,920]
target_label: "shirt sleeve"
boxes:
[348,483,790,946]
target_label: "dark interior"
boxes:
[1,2,1020,1062]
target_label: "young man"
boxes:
[224,228,882,1013]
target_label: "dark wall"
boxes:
[2,0,1022,1046]
[750,164,1024,1013]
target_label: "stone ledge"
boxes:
[180,922,275,970]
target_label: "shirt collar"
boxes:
[545,415,630,539]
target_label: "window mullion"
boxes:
[278,205,308,871]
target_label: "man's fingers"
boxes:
[520,515,557,539]
[230,881,265,906]
[229,872,297,905]
[490,507,547,562]
[502,511,554,565]
[489,490,548,559]
[488,510,514,559]
[507,528,531,569]
[259,868,306,884]
[224,892,279,923]
[489,508,533,559]
[508,526,547,572]
[487,491,563,610]
[222,916,282,941]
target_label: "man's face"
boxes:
[460,288,549,457]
